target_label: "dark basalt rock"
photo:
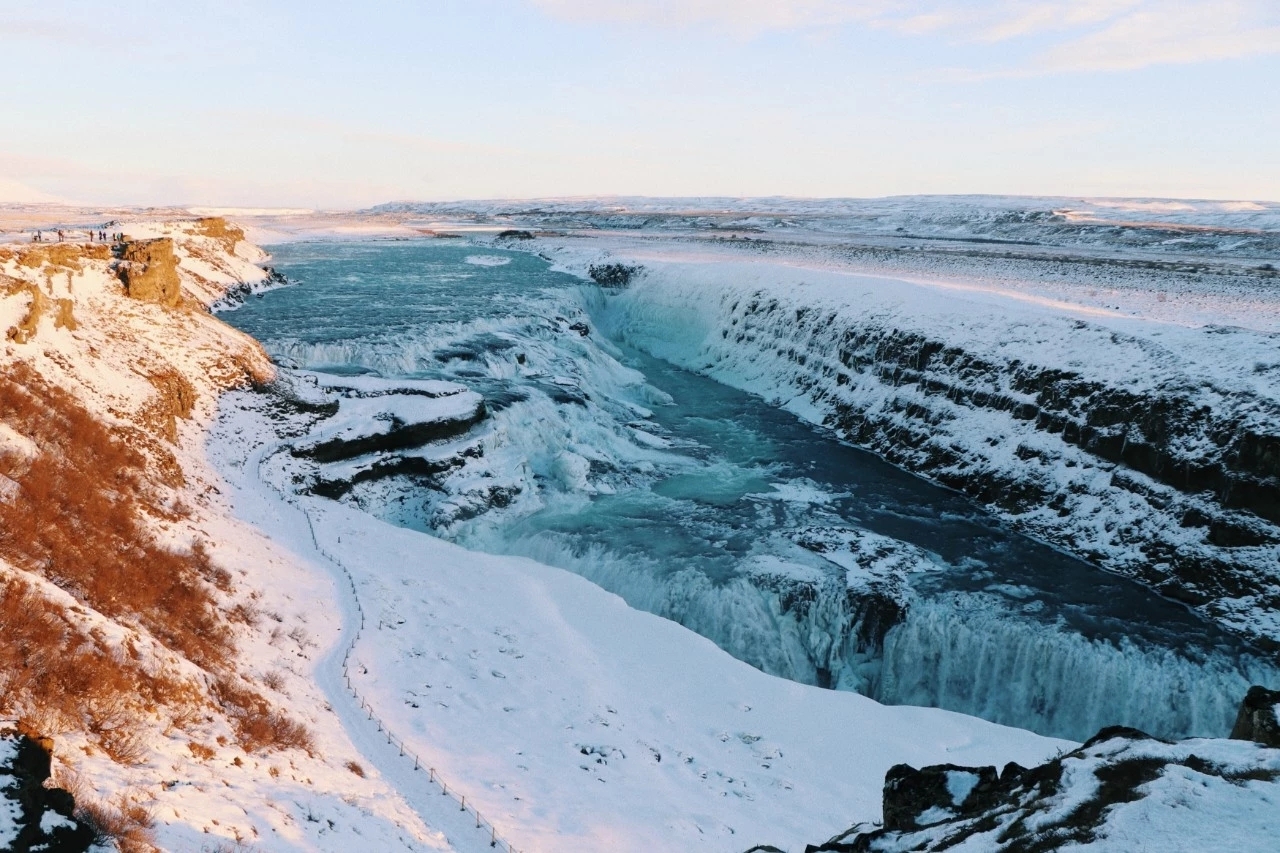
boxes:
[295,404,487,463]
[309,453,466,499]
[775,713,1280,853]
[495,229,534,240]
[588,262,642,288]
[882,763,1000,831]
[1230,685,1280,747]
[0,730,95,852]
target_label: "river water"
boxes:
[225,240,1276,742]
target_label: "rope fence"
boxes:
[303,509,521,853]
[259,445,520,852]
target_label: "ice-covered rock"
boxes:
[793,723,1280,852]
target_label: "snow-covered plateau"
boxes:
[1,196,1278,852]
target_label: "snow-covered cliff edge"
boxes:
[545,245,1280,654]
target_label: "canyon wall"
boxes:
[597,260,1280,653]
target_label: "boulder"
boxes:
[588,262,641,288]
[1230,685,1280,747]
[774,721,1280,853]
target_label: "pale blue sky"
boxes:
[2,0,1277,206]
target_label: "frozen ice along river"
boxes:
[225,241,1276,743]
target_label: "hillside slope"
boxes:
[0,220,449,851]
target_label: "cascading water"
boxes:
[223,241,1278,742]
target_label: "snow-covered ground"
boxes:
[209,380,1069,853]
[0,221,459,850]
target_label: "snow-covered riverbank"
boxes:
[208,376,1069,853]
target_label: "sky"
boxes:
[1,0,1277,208]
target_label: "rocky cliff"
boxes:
[0,729,94,852]
[599,259,1280,654]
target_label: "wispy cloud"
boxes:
[531,0,1280,71]
[1036,3,1280,71]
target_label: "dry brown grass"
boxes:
[0,363,232,669]
[188,740,216,760]
[0,574,201,742]
[0,360,315,760]
[77,795,157,853]
[212,676,315,755]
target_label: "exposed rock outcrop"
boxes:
[588,262,642,288]
[118,238,181,306]
[4,281,76,343]
[143,366,198,443]
[1230,685,1280,747]
[193,216,246,252]
[293,399,487,464]
[0,729,95,853]
[785,723,1280,853]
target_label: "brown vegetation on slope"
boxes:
[0,362,312,758]
[0,362,232,668]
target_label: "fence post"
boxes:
[291,485,519,853]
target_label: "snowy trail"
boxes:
[228,433,519,853]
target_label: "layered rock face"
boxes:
[604,265,1280,652]
[118,237,182,306]
[259,372,492,507]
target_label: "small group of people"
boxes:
[30,228,120,243]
